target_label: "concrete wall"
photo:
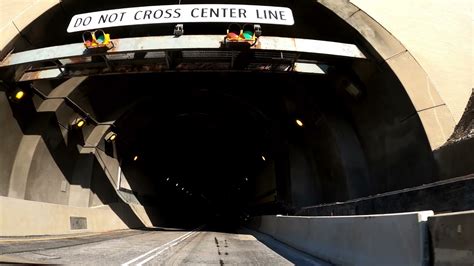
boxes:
[298,174,474,216]
[0,0,60,56]
[250,211,434,265]
[0,196,150,236]
[318,0,459,150]
[0,77,159,235]
[351,0,473,123]
[428,211,474,265]
[0,92,23,196]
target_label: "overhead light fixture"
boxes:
[82,29,113,50]
[133,155,139,161]
[166,177,170,181]
[241,24,261,40]
[253,24,262,38]
[261,155,266,161]
[226,23,241,41]
[176,183,179,187]
[72,117,86,129]
[105,131,117,142]
[224,24,261,47]
[296,119,304,127]
[174,24,184,37]
[181,187,184,191]
[244,177,248,182]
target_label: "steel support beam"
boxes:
[1,35,365,68]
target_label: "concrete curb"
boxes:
[250,211,433,265]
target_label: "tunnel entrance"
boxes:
[49,69,434,229]
[0,0,445,233]
[106,72,334,228]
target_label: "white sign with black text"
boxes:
[67,4,294,33]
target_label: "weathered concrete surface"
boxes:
[250,211,433,265]
[0,196,150,236]
[7,136,42,200]
[0,0,60,56]
[319,0,459,150]
[351,0,473,123]
[0,92,24,197]
[0,228,324,265]
[428,211,474,265]
[298,174,474,216]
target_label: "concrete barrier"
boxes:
[0,196,152,236]
[428,211,474,265]
[250,211,433,265]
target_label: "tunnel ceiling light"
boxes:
[176,183,179,187]
[166,177,170,181]
[345,83,361,98]
[244,177,248,182]
[261,155,266,161]
[296,119,304,127]
[105,131,117,142]
[133,155,139,161]
[72,117,86,129]
[9,89,27,102]
[181,187,184,191]
[15,90,25,100]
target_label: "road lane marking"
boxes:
[136,230,200,265]
[122,225,203,266]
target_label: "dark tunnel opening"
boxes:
[100,72,337,230]
[112,73,311,229]
[48,69,435,231]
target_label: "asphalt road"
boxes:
[0,226,329,265]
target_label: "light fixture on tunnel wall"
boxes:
[8,88,27,102]
[71,117,86,129]
[166,177,170,182]
[133,155,139,161]
[345,83,361,98]
[176,183,179,187]
[296,119,304,127]
[261,155,266,161]
[14,90,24,100]
[104,131,117,142]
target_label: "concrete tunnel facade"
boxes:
[0,0,473,235]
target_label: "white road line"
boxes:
[121,230,195,266]
[121,225,203,266]
[136,230,200,265]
